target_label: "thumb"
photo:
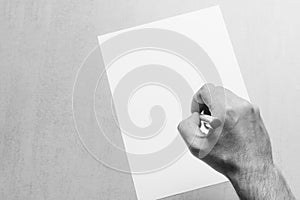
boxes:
[177,112,207,149]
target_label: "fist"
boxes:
[177,84,273,178]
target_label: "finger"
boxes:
[177,112,207,147]
[191,83,215,113]
[199,114,222,129]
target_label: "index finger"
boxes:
[191,83,215,113]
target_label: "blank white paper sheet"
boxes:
[98,5,249,200]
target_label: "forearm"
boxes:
[227,164,296,200]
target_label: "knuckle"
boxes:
[202,83,214,89]
[199,83,214,94]
[224,106,239,128]
[252,104,261,119]
[225,106,235,116]
[177,121,184,132]
[253,104,260,115]
[239,101,261,119]
[214,86,226,102]
[177,120,187,132]
[192,93,201,104]
[215,85,225,91]
[240,101,253,113]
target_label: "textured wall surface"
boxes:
[0,0,299,199]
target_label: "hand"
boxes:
[177,83,295,200]
[178,83,271,176]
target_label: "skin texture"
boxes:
[177,83,296,200]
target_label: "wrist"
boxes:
[227,163,275,199]
[227,162,275,185]
[226,163,296,200]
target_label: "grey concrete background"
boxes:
[0,0,299,199]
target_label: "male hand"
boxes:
[177,83,295,200]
